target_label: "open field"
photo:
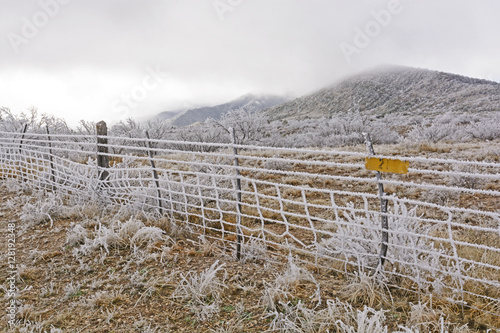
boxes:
[1,133,499,332]
[0,181,498,332]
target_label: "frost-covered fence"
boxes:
[0,129,499,319]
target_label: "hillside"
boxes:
[263,66,500,121]
[165,94,287,127]
[155,109,184,122]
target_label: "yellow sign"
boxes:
[365,157,409,174]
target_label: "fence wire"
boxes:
[1,130,499,320]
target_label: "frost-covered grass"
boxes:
[1,135,499,331]
[172,260,228,321]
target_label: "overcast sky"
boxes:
[1,0,499,127]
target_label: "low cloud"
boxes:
[1,0,499,125]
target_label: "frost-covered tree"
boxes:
[207,107,267,144]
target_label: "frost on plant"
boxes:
[336,306,388,333]
[66,223,88,247]
[447,165,484,189]
[130,226,169,247]
[20,192,64,227]
[240,237,267,263]
[172,260,227,321]
[275,257,317,292]
[118,218,145,239]
[319,201,450,293]
[260,257,318,311]
[265,298,396,333]
[71,217,172,259]
[63,282,81,300]
[341,271,389,308]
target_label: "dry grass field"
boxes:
[1,140,499,332]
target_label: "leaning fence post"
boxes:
[230,127,243,260]
[96,121,110,183]
[145,130,163,216]
[45,125,56,190]
[362,133,389,274]
[17,124,28,182]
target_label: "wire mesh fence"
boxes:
[1,128,499,320]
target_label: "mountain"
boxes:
[155,109,185,122]
[164,94,288,127]
[262,66,500,121]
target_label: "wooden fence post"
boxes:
[363,133,389,274]
[230,127,243,260]
[145,130,163,215]
[45,125,56,189]
[96,121,110,182]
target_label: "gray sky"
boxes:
[1,0,499,126]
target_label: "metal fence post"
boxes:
[17,124,28,182]
[230,127,243,260]
[363,132,389,274]
[145,130,163,216]
[45,125,56,189]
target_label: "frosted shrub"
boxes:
[130,226,169,247]
[72,217,172,259]
[266,298,395,333]
[464,113,500,141]
[66,223,88,247]
[260,258,317,311]
[266,301,303,332]
[118,218,145,239]
[385,202,449,292]
[241,237,267,263]
[420,189,456,206]
[275,257,317,291]
[173,260,227,300]
[390,302,453,333]
[262,155,293,171]
[0,178,25,194]
[172,260,227,321]
[320,201,449,292]
[407,123,456,143]
[91,223,124,254]
[20,192,64,227]
[72,222,123,258]
[447,165,484,189]
[337,306,388,333]
[266,300,341,332]
[319,203,380,269]
[189,155,234,203]
[40,282,56,298]
[260,280,292,312]
[340,271,388,308]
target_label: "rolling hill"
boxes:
[262,66,500,121]
[160,94,288,127]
